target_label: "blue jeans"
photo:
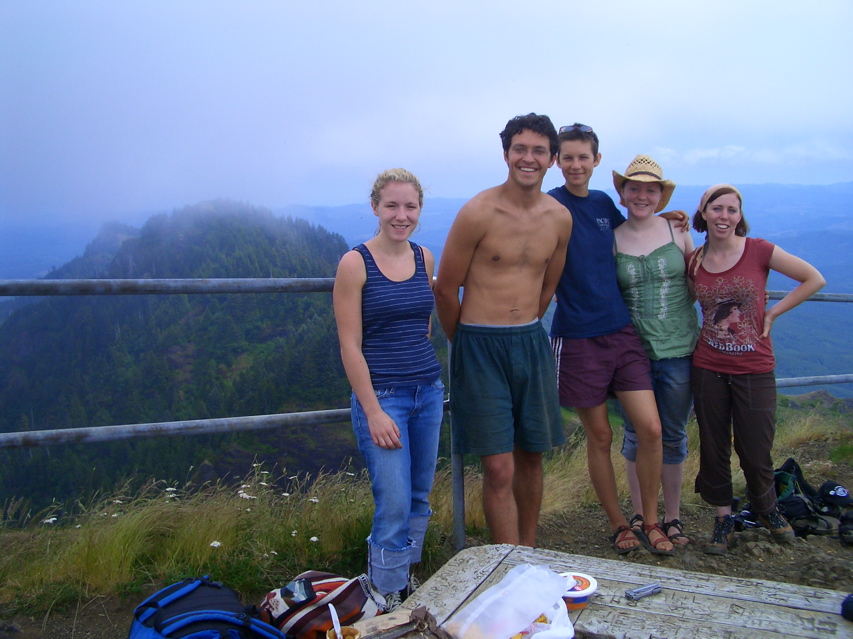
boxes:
[351,378,445,593]
[621,356,692,465]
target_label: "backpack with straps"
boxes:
[774,457,837,536]
[128,575,289,639]
[258,571,385,639]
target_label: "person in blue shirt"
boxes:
[548,124,682,556]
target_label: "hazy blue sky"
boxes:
[2,1,851,227]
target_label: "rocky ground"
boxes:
[536,499,853,592]
[534,439,853,593]
[2,443,852,638]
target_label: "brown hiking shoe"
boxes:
[705,515,735,555]
[759,508,795,543]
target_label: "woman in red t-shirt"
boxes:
[687,184,825,555]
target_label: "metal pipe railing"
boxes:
[776,374,853,388]
[3,279,852,302]
[0,410,351,449]
[768,291,853,303]
[2,277,851,552]
[0,278,334,296]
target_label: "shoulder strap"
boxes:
[353,243,369,260]
[409,240,424,265]
[687,243,707,279]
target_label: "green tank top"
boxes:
[615,234,699,360]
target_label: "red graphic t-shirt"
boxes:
[690,238,776,375]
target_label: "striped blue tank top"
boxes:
[355,241,441,388]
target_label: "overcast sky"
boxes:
[1,1,851,228]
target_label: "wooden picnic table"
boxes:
[353,544,852,638]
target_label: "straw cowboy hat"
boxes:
[612,155,676,213]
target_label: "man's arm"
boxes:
[660,210,689,232]
[434,202,483,343]
[539,207,572,318]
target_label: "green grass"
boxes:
[0,467,387,614]
[831,433,853,464]
[1,396,850,615]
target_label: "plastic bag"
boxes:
[526,599,574,638]
[442,564,568,639]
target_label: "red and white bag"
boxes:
[259,571,385,639]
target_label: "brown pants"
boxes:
[691,366,778,515]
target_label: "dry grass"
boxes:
[0,406,848,612]
[0,466,377,611]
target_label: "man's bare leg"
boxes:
[513,447,543,547]
[481,451,519,544]
[576,404,638,551]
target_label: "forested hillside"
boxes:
[0,201,363,509]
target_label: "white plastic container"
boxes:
[559,572,597,611]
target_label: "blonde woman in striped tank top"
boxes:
[333,169,444,611]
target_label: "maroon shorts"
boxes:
[551,324,652,408]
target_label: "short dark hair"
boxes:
[692,186,749,236]
[558,123,600,156]
[499,113,558,157]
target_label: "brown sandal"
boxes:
[663,519,690,545]
[640,522,675,555]
[610,525,642,555]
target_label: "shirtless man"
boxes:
[434,113,573,546]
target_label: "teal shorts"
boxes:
[450,321,564,456]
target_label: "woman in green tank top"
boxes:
[612,155,699,546]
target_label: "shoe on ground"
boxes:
[628,513,644,529]
[403,574,421,599]
[705,514,735,555]
[382,590,402,613]
[758,508,795,543]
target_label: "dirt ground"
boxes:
[533,440,853,593]
[2,442,852,638]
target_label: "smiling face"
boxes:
[622,180,662,220]
[503,129,555,189]
[372,181,421,241]
[701,192,743,240]
[557,139,601,195]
